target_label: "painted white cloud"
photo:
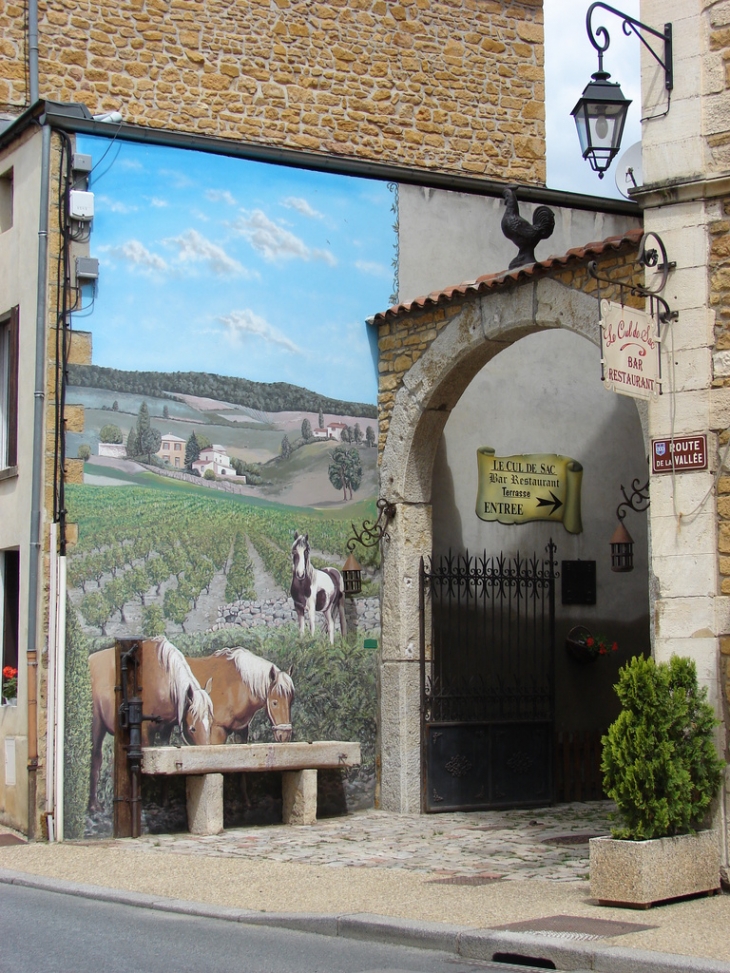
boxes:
[99,240,168,273]
[164,229,251,277]
[218,309,303,354]
[148,197,168,208]
[205,189,237,206]
[233,209,336,266]
[98,195,137,214]
[355,259,391,280]
[159,168,194,190]
[281,196,323,219]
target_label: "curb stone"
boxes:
[1,868,729,973]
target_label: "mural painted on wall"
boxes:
[63,136,393,838]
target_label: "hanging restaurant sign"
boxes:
[600,299,661,400]
[476,447,583,534]
[651,435,708,475]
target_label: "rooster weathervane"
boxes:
[501,188,556,269]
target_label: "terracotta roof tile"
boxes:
[370,228,644,324]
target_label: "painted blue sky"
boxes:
[75,135,395,405]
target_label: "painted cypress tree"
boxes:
[126,425,138,457]
[185,431,201,469]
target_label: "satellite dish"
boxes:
[615,142,643,199]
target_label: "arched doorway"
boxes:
[376,275,651,813]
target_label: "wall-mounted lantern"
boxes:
[342,552,362,596]
[572,2,673,178]
[343,498,396,596]
[610,475,650,573]
[610,520,635,573]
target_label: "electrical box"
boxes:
[69,190,94,221]
[72,153,93,174]
[76,257,99,281]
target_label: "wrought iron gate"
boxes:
[420,542,556,812]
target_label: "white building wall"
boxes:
[639,0,729,868]
[0,126,44,829]
[398,186,642,304]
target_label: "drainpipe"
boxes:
[27,121,51,839]
[45,523,65,841]
[28,0,39,104]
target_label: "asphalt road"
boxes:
[0,884,506,973]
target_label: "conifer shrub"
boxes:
[601,655,724,840]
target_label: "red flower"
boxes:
[611,642,618,653]
[2,666,17,680]
[586,637,595,647]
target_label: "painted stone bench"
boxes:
[141,741,361,834]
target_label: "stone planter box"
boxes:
[589,830,720,908]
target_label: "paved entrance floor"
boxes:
[135,801,612,882]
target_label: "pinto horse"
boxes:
[88,637,214,813]
[290,532,346,644]
[188,646,294,745]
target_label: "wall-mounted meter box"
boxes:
[69,190,94,221]
[76,257,99,280]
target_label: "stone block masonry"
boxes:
[1,0,546,183]
[375,243,644,455]
[711,198,730,718]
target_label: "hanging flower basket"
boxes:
[565,627,618,664]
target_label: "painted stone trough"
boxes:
[141,741,361,834]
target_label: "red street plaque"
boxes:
[651,435,708,474]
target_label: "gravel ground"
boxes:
[1,804,729,963]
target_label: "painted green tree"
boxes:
[99,424,123,444]
[185,431,201,468]
[328,446,362,501]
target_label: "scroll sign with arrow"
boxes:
[475,447,583,534]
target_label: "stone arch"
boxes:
[378,276,647,813]
[382,279,605,506]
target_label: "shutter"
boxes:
[6,305,18,468]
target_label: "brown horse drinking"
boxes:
[88,637,214,813]
[187,646,295,745]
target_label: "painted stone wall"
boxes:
[55,135,392,837]
[0,0,546,182]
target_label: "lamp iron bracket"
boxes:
[347,497,396,551]
[587,2,673,91]
[617,476,650,522]
[589,231,678,325]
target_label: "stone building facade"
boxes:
[5,0,729,870]
[1,0,546,181]
[0,0,558,838]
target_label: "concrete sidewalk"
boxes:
[1,802,729,972]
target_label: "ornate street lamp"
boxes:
[572,69,631,179]
[572,2,673,179]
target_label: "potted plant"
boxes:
[565,626,618,664]
[1,665,17,704]
[590,655,724,907]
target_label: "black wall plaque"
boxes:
[561,560,596,605]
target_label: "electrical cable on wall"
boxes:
[52,130,84,559]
